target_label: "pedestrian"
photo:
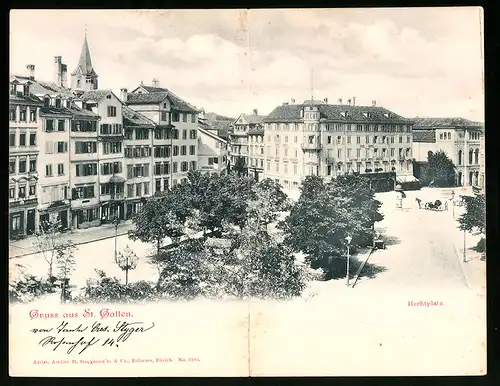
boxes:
[444,201,448,211]
[415,198,421,209]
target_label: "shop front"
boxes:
[71,206,101,229]
[39,201,70,232]
[101,201,125,224]
[9,198,38,240]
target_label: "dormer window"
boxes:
[10,84,16,95]
[106,94,112,100]
[23,85,30,96]
[362,112,369,118]
[340,111,349,118]
[300,110,304,118]
[77,79,81,88]
[43,97,50,107]
[383,113,391,119]
[55,98,61,108]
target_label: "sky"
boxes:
[10,8,484,121]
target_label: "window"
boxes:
[29,133,36,146]
[30,109,37,122]
[172,112,180,122]
[399,136,403,143]
[172,129,179,139]
[275,162,279,172]
[10,108,16,121]
[182,113,187,122]
[181,130,187,140]
[45,120,55,132]
[156,179,162,192]
[18,186,26,198]
[75,141,97,154]
[135,128,149,140]
[181,146,187,156]
[127,184,134,197]
[173,146,179,156]
[373,136,378,144]
[327,136,332,144]
[187,145,195,155]
[45,164,53,177]
[190,161,197,170]
[9,160,16,174]
[347,136,351,144]
[57,163,64,176]
[107,106,117,117]
[181,161,188,172]
[57,141,68,153]
[19,133,26,147]
[190,130,197,139]
[75,163,98,177]
[72,185,95,200]
[72,120,97,132]
[9,133,15,147]
[29,158,36,172]
[161,112,168,121]
[191,114,196,123]
[19,158,26,173]
[143,182,149,196]
[9,187,15,199]
[20,108,27,121]
[103,141,123,154]
[337,149,342,158]
[125,128,133,140]
[337,136,341,144]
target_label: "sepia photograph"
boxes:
[9,8,486,377]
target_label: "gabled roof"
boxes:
[79,90,121,104]
[68,104,100,119]
[71,35,98,77]
[263,104,412,123]
[248,126,264,135]
[233,113,265,125]
[130,85,199,113]
[40,106,73,117]
[122,106,156,127]
[10,74,73,98]
[198,126,227,144]
[413,117,483,129]
[126,92,170,105]
[413,130,436,143]
[9,92,43,105]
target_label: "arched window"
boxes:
[469,149,473,165]
[475,149,479,164]
[458,150,462,165]
[448,132,451,139]
[439,133,443,140]
[458,172,462,186]
[43,97,50,107]
[469,171,473,186]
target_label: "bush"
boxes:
[475,237,486,253]
[9,273,56,303]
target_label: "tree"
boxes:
[281,174,384,278]
[247,178,291,228]
[32,217,64,279]
[116,245,139,285]
[129,192,188,256]
[9,264,56,303]
[427,150,456,187]
[458,193,485,235]
[233,156,247,176]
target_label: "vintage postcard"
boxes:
[9,8,486,377]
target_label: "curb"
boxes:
[452,239,474,292]
[9,230,132,259]
[351,248,375,288]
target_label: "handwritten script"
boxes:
[30,320,155,355]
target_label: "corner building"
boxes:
[263,100,416,191]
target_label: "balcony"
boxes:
[301,142,322,151]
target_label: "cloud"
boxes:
[9,8,484,121]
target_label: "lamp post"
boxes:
[345,235,352,286]
[463,227,467,263]
[451,190,455,219]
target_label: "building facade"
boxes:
[9,79,43,239]
[248,126,264,181]
[197,126,228,174]
[412,118,484,187]
[262,100,416,191]
[127,84,200,189]
[229,110,264,173]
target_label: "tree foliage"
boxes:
[427,150,456,187]
[55,241,77,281]
[458,193,486,235]
[281,174,383,277]
[233,156,247,176]
[32,218,64,279]
[247,178,291,227]
[9,264,56,303]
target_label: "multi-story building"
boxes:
[71,34,99,93]
[197,126,228,175]
[248,126,264,181]
[77,90,125,223]
[122,105,156,218]
[262,100,416,191]
[229,110,264,173]
[125,83,200,189]
[479,131,485,192]
[9,78,43,239]
[412,118,484,187]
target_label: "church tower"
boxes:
[71,33,99,92]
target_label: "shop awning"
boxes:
[396,175,420,183]
[108,175,126,184]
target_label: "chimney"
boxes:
[372,100,377,107]
[353,96,356,106]
[152,78,159,87]
[26,64,35,80]
[347,99,352,106]
[61,63,68,87]
[291,98,295,104]
[54,56,62,85]
[120,88,128,102]
[324,97,328,104]
[338,98,342,105]
[253,108,258,115]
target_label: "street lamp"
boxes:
[451,190,455,219]
[116,245,139,285]
[345,235,352,286]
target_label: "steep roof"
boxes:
[71,35,98,77]
[126,92,170,105]
[413,117,483,129]
[10,74,73,98]
[9,92,43,105]
[131,85,199,113]
[40,106,73,117]
[79,89,117,103]
[263,104,412,123]
[198,126,227,144]
[412,130,436,143]
[122,106,156,127]
[67,104,100,119]
[248,126,264,135]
